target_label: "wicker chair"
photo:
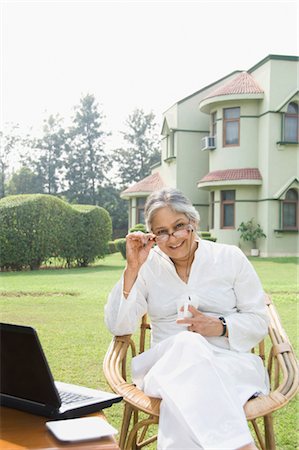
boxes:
[103,295,298,450]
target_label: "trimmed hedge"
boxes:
[0,194,112,270]
[129,223,147,233]
[200,231,217,242]
[71,205,112,267]
[114,238,126,259]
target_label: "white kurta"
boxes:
[105,240,269,449]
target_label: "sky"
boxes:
[1,0,299,152]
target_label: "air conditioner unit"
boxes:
[202,136,216,151]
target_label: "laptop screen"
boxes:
[0,323,61,407]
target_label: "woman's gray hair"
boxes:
[144,187,200,231]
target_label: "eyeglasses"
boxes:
[154,223,193,243]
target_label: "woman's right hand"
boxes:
[123,232,156,297]
[126,231,156,271]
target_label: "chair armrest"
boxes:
[245,296,299,419]
[103,335,161,416]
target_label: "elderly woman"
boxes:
[105,188,269,450]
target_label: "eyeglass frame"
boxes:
[154,222,193,243]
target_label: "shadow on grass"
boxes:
[0,263,125,277]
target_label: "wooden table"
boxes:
[0,407,120,450]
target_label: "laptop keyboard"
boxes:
[59,390,94,405]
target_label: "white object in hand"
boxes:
[183,301,193,318]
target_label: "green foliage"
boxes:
[200,231,217,242]
[65,94,110,205]
[0,194,70,270]
[0,194,112,270]
[6,166,42,195]
[0,124,21,198]
[114,238,126,259]
[129,223,147,233]
[238,218,266,248]
[71,205,112,267]
[107,241,117,254]
[30,114,67,195]
[97,185,128,238]
[113,109,161,188]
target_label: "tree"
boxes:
[97,184,128,237]
[0,124,21,198]
[65,94,110,204]
[6,166,42,195]
[30,114,67,195]
[113,109,161,187]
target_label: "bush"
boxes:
[129,223,147,233]
[107,241,117,254]
[200,231,217,242]
[0,195,71,270]
[114,238,126,259]
[0,194,112,270]
[237,219,266,249]
[71,205,112,267]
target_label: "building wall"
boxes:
[209,99,260,172]
[176,131,210,230]
[201,56,298,256]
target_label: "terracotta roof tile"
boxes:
[121,172,165,195]
[199,168,262,183]
[203,72,264,100]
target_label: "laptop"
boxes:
[0,323,122,419]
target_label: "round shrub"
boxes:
[200,231,217,242]
[0,194,72,270]
[71,205,112,267]
[107,241,117,254]
[114,238,126,259]
[129,223,147,233]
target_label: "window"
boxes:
[210,191,215,229]
[284,102,299,142]
[136,197,146,224]
[223,107,240,146]
[221,190,235,228]
[282,189,298,229]
[167,131,174,158]
[211,112,217,137]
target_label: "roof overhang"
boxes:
[197,179,262,190]
[276,90,299,112]
[121,190,152,200]
[199,93,264,114]
[273,176,299,199]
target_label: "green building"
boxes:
[122,55,298,257]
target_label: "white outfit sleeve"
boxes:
[226,248,269,352]
[104,271,148,336]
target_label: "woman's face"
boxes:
[150,206,197,262]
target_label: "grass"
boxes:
[0,254,298,449]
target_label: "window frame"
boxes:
[136,197,146,224]
[220,190,235,229]
[223,107,240,147]
[282,189,298,230]
[284,102,299,143]
[210,191,215,229]
[211,111,217,137]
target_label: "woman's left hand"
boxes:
[176,305,225,337]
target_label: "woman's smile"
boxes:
[168,239,186,250]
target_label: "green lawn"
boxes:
[0,254,298,449]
